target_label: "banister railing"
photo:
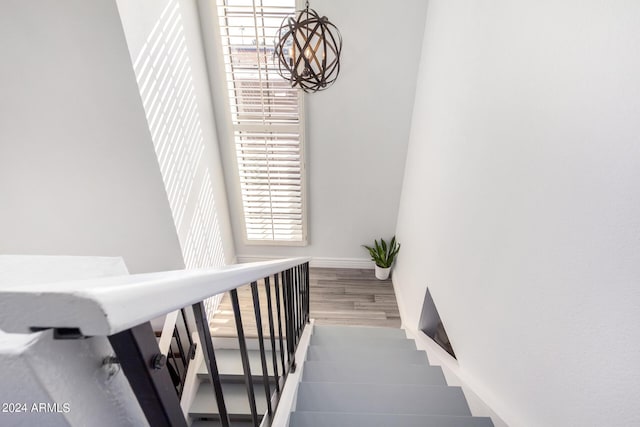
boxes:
[166,308,196,399]
[0,257,311,427]
[0,257,310,336]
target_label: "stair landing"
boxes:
[210,268,400,338]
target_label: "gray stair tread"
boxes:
[190,381,269,417]
[191,421,256,427]
[211,336,282,350]
[310,333,416,349]
[296,382,471,416]
[306,345,429,364]
[313,325,405,339]
[302,361,446,385]
[197,349,280,378]
[289,412,494,427]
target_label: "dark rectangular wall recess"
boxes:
[418,288,456,359]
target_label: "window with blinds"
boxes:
[216,0,306,244]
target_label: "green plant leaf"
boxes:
[362,236,401,268]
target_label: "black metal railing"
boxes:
[108,260,310,427]
[166,308,197,398]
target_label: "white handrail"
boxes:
[0,257,311,336]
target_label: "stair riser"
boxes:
[192,421,257,427]
[296,383,471,416]
[306,347,429,364]
[310,335,416,349]
[189,382,270,418]
[289,412,495,427]
[197,348,286,378]
[211,337,285,351]
[312,325,406,339]
[198,374,278,384]
[301,362,446,385]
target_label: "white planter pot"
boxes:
[374,265,391,280]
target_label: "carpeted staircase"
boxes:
[288,325,494,427]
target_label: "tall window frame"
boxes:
[214,0,308,246]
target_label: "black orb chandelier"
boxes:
[274,0,342,93]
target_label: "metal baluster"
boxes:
[283,268,296,372]
[281,269,290,363]
[289,268,296,352]
[298,265,304,327]
[192,302,230,427]
[300,264,307,324]
[167,329,179,383]
[305,262,311,322]
[180,308,194,349]
[251,281,273,417]
[295,265,302,341]
[289,268,298,371]
[303,264,308,324]
[264,276,281,394]
[274,272,287,375]
[290,267,297,346]
[298,265,303,335]
[108,322,187,427]
[180,308,198,367]
[172,324,188,396]
[179,308,197,384]
[230,289,260,426]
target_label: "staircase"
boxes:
[288,325,494,427]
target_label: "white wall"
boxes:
[394,1,640,426]
[0,256,148,427]
[200,0,428,267]
[116,0,236,270]
[0,0,184,274]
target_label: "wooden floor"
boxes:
[309,268,401,327]
[210,267,401,338]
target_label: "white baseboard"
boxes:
[393,277,510,426]
[310,257,373,269]
[236,255,373,270]
[404,326,510,427]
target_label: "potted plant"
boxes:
[362,236,401,280]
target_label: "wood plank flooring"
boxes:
[309,268,400,327]
[210,267,400,338]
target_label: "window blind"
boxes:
[216,0,306,243]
